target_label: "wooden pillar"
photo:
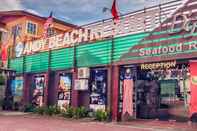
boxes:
[107,66,112,113]
[112,65,119,121]
[44,71,50,106]
[23,73,31,105]
[71,68,79,107]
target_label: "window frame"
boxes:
[26,21,38,35]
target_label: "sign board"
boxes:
[74,79,88,90]
[15,0,184,57]
[140,61,176,70]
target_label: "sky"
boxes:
[0,0,174,25]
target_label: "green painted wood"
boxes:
[9,57,24,74]
[50,48,74,70]
[12,29,197,71]
[113,33,149,62]
[76,40,112,67]
[24,52,49,73]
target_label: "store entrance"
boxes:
[136,63,190,122]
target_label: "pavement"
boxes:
[0,112,196,131]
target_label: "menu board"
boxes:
[57,74,72,109]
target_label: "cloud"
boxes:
[0,0,23,10]
[0,0,40,16]
[0,0,176,25]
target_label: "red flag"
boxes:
[189,61,197,117]
[1,44,8,65]
[43,12,53,38]
[111,0,119,22]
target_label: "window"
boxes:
[47,28,55,37]
[27,22,37,35]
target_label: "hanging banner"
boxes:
[189,61,197,117]
[122,79,133,116]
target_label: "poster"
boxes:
[58,74,72,109]
[11,77,23,102]
[89,70,107,111]
[32,76,45,107]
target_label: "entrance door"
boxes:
[136,79,160,119]
[136,65,190,122]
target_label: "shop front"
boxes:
[7,0,197,122]
[117,61,190,122]
[113,0,197,122]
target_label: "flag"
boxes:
[111,0,119,22]
[122,79,133,117]
[189,61,197,117]
[43,12,53,38]
[1,43,8,66]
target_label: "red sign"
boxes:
[189,61,197,117]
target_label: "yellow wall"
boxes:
[2,15,74,57]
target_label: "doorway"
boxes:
[136,64,190,122]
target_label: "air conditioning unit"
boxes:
[78,68,90,79]
[74,79,88,90]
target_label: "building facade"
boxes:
[0,10,76,109]
[5,0,197,122]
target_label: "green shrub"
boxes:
[62,106,75,118]
[33,106,45,115]
[44,106,55,116]
[23,104,35,112]
[73,107,88,119]
[44,106,62,116]
[53,106,62,115]
[94,110,109,121]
